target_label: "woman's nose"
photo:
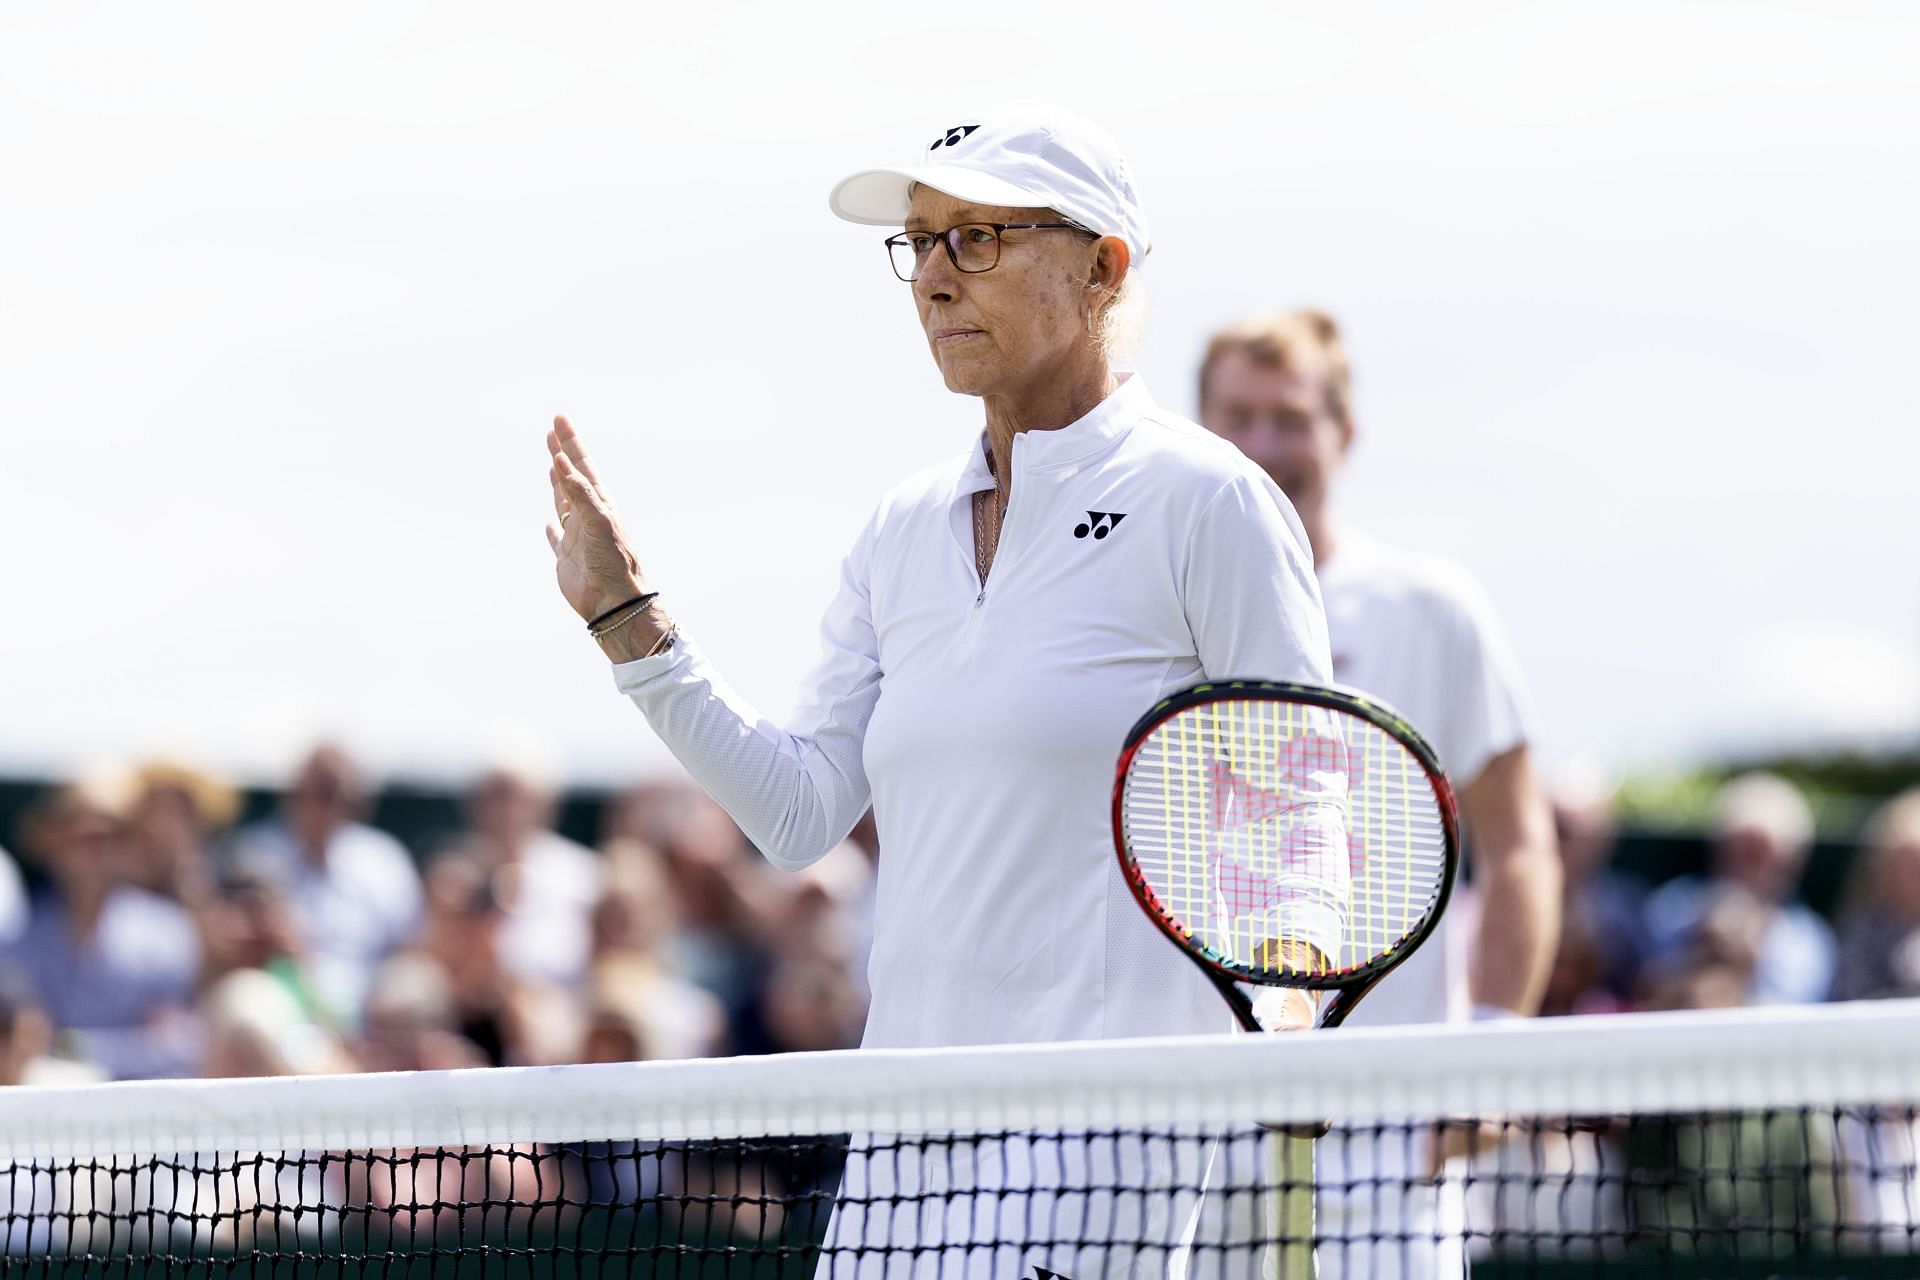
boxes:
[913,242,961,303]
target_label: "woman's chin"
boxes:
[933,354,1000,397]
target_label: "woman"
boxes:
[5,773,201,1080]
[546,104,1332,1276]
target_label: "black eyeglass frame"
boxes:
[883,221,1096,282]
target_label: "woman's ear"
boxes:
[1091,236,1131,291]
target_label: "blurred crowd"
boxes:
[1543,769,1920,1021]
[3,747,1919,1095]
[0,745,877,1090]
[1472,768,1920,1254]
[3,748,1920,1258]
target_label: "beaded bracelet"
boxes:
[586,593,661,640]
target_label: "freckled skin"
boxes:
[904,187,1129,486]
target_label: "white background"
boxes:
[2,1,1916,786]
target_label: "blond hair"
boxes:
[1093,271,1148,364]
[1197,309,1353,430]
[135,757,241,833]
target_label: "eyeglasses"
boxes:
[884,221,1093,282]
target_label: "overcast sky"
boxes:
[2,1,1916,788]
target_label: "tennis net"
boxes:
[2,1000,1919,1278]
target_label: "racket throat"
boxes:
[1214,970,1370,1035]
[1211,970,1263,1034]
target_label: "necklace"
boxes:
[972,484,1004,584]
[972,445,1007,585]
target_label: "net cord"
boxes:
[2,1000,1917,1161]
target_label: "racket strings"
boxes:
[1121,699,1449,981]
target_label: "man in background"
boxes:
[1199,310,1561,1278]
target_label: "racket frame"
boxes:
[1112,679,1461,1032]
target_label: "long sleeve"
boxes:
[613,517,882,871]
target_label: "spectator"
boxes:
[654,790,780,1034]
[1540,771,1646,1016]
[198,857,331,1025]
[2,771,200,1078]
[1640,886,1771,1012]
[1628,920,1842,1258]
[1832,788,1920,1002]
[758,953,867,1054]
[126,757,240,908]
[580,999,652,1064]
[604,785,866,1054]
[408,853,514,1064]
[1830,789,1920,1239]
[391,851,582,1069]
[451,755,600,989]
[355,953,488,1073]
[497,977,588,1067]
[1642,773,1834,1005]
[589,839,724,1060]
[230,744,423,1028]
[199,968,345,1079]
[0,974,102,1088]
[598,777,687,849]
[744,843,872,1054]
[0,976,106,1256]
[0,844,30,948]
[139,970,350,1256]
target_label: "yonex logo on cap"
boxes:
[930,124,981,151]
[830,105,1149,265]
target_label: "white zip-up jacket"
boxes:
[614,374,1332,1049]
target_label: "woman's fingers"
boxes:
[551,415,607,489]
[546,422,592,517]
[553,450,600,515]
[545,413,650,624]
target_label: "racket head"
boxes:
[1113,679,1460,993]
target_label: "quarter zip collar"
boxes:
[956,371,1152,497]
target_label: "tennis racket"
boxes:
[1112,679,1460,1278]
[1114,678,1459,1028]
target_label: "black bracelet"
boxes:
[587,592,659,631]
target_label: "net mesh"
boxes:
[3,1001,1919,1278]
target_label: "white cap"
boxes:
[829,102,1150,265]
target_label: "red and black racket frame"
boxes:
[1113,679,1462,1033]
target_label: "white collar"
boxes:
[957,371,1152,494]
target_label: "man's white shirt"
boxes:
[1315,528,1534,1028]
[1303,526,1535,1280]
[614,373,1333,1051]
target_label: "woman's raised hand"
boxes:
[546,416,664,659]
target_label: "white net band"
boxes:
[3,1000,1917,1161]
